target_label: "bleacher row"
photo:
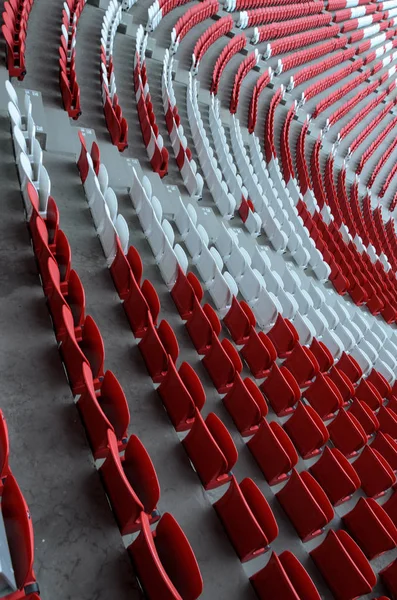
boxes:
[6,0,397,597]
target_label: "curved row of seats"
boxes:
[6,79,204,600]
[100,0,128,151]
[59,0,86,119]
[0,410,40,599]
[1,0,34,79]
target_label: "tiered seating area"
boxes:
[5,0,397,598]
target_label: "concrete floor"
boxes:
[1,0,397,599]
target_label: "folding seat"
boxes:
[77,362,129,459]
[353,445,396,498]
[2,22,26,79]
[371,430,397,471]
[222,374,268,437]
[76,130,90,183]
[303,373,343,420]
[380,559,397,600]
[247,419,298,485]
[310,530,376,600]
[201,332,242,394]
[378,405,397,439]
[128,511,203,600]
[60,305,104,395]
[343,497,397,560]
[328,365,355,405]
[19,152,50,215]
[170,268,203,321]
[33,219,71,296]
[138,316,179,384]
[46,195,59,249]
[354,377,383,410]
[109,239,143,301]
[157,360,205,431]
[0,411,9,496]
[185,298,220,355]
[284,401,329,459]
[328,409,367,457]
[223,297,255,345]
[46,257,85,342]
[336,351,363,383]
[309,337,334,372]
[282,343,319,387]
[214,476,278,562]
[250,550,321,600]
[240,328,276,379]
[260,363,301,416]
[100,429,160,535]
[348,398,379,439]
[2,473,38,598]
[182,410,237,490]
[368,368,392,398]
[277,469,333,542]
[123,274,160,338]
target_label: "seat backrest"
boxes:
[99,370,130,442]
[155,512,203,600]
[80,316,105,381]
[206,412,237,473]
[0,411,9,481]
[123,435,160,515]
[2,473,34,590]
[179,362,205,411]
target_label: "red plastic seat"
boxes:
[110,240,143,300]
[353,445,396,498]
[355,377,383,410]
[310,530,376,600]
[378,406,397,439]
[77,363,129,459]
[214,476,278,562]
[282,343,320,387]
[310,447,360,507]
[250,550,321,600]
[0,410,9,496]
[123,273,160,338]
[283,401,329,459]
[201,333,242,394]
[247,419,298,485]
[2,473,37,597]
[77,129,89,183]
[383,489,397,525]
[60,305,104,395]
[327,409,367,457]
[138,317,179,384]
[240,328,276,379]
[371,432,397,471]
[309,338,334,372]
[47,257,85,342]
[260,363,301,416]
[170,267,203,321]
[182,410,237,490]
[348,398,379,438]
[267,314,299,358]
[157,361,205,431]
[343,497,397,559]
[91,141,100,175]
[100,429,160,535]
[223,298,255,345]
[381,559,397,600]
[336,352,362,383]
[128,512,203,600]
[45,195,59,248]
[222,374,268,436]
[328,365,355,405]
[277,469,334,542]
[34,219,71,296]
[368,368,392,399]
[303,372,343,420]
[185,299,221,355]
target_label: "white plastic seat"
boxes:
[99,208,118,264]
[104,187,118,223]
[19,152,50,215]
[115,214,129,254]
[98,164,109,196]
